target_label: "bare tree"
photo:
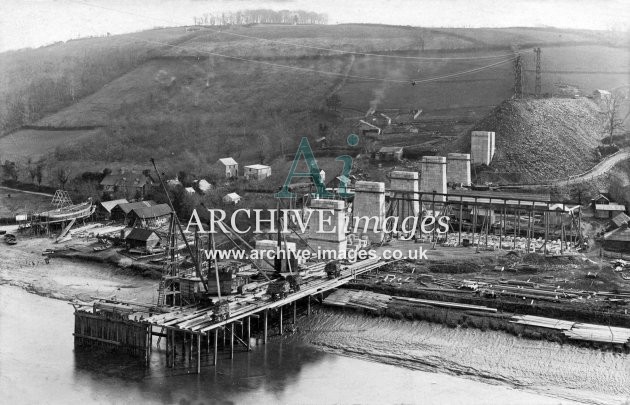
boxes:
[603,89,629,145]
[56,167,71,190]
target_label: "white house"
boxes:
[243,164,272,181]
[223,192,241,204]
[217,157,238,178]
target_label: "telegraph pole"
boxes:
[534,47,542,98]
[513,55,523,99]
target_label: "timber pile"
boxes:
[324,289,391,311]
[510,315,575,330]
[392,296,497,313]
[563,324,630,344]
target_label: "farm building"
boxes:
[602,224,630,252]
[243,164,272,181]
[217,157,238,178]
[595,204,626,219]
[376,146,404,161]
[223,192,241,204]
[610,212,630,229]
[125,228,162,252]
[95,199,128,220]
[110,201,157,222]
[100,172,153,198]
[129,204,172,228]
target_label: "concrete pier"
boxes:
[307,199,347,257]
[471,131,496,165]
[420,156,447,202]
[447,153,471,186]
[389,171,420,223]
[353,181,386,244]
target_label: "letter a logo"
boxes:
[276,137,333,199]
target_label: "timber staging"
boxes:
[73,257,390,373]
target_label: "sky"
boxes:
[1,0,629,52]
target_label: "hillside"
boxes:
[458,98,606,184]
[0,24,627,186]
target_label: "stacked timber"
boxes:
[509,315,575,330]
[563,323,630,344]
[324,289,391,311]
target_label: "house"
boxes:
[376,146,404,161]
[223,192,241,204]
[100,172,152,198]
[195,179,212,194]
[602,223,630,252]
[185,187,196,194]
[610,212,630,229]
[110,201,157,222]
[129,204,172,228]
[217,157,238,178]
[167,177,182,188]
[125,228,162,252]
[95,198,128,220]
[243,164,272,181]
[590,192,611,207]
[595,203,626,219]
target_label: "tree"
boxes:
[35,161,44,188]
[56,167,71,190]
[326,94,341,112]
[27,157,37,184]
[603,89,629,145]
[2,160,18,182]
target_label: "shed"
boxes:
[610,212,630,229]
[129,204,172,228]
[125,228,162,252]
[110,200,157,222]
[376,146,404,161]
[217,157,238,178]
[595,204,626,219]
[223,192,241,204]
[95,198,129,220]
[603,223,630,252]
[243,164,272,181]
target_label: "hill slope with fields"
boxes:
[457,98,607,184]
[0,24,627,184]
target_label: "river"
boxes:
[0,285,622,404]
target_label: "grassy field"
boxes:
[0,24,628,182]
[0,189,52,218]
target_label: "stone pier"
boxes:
[307,199,347,257]
[420,156,447,202]
[389,171,420,223]
[352,181,386,244]
[471,131,496,165]
[447,153,471,186]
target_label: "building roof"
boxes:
[595,204,626,211]
[114,200,157,214]
[244,164,271,170]
[218,157,238,166]
[357,120,381,132]
[126,228,160,242]
[611,212,630,227]
[196,179,212,192]
[131,203,172,219]
[591,193,611,202]
[99,199,129,213]
[378,146,404,153]
[603,224,630,242]
[224,192,241,201]
[100,173,150,188]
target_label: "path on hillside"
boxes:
[508,148,630,188]
[0,186,53,197]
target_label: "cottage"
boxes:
[590,192,611,208]
[243,164,272,181]
[125,228,162,252]
[593,89,611,103]
[217,157,238,178]
[603,223,630,252]
[595,203,626,219]
[100,172,152,198]
[376,146,404,161]
[95,198,128,220]
[610,212,630,229]
[185,187,196,194]
[110,201,157,222]
[129,204,172,228]
[223,192,241,204]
